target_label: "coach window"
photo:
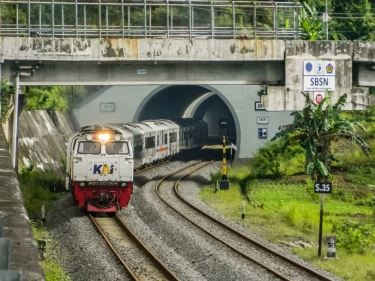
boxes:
[145,136,155,149]
[164,134,168,145]
[157,135,160,146]
[77,141,101,154]
[106,142,130,154]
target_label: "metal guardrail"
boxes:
[0,0,302,39]
[0,218,21,281]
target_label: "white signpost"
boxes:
[303,61,335,92]
[257,117,269,124]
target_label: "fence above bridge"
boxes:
[0,1,302,39]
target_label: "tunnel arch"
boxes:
[133,85,241,158]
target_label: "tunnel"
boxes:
[133,85,238,146]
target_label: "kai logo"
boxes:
[326,63,334,74]
[93,163,114,174]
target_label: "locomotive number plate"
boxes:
[87,181,118,186]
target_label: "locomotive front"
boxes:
[67,126,134,213]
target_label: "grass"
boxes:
[199,163,375,281]
[19,169,70,281]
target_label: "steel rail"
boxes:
[114,214,181,281]
[155,161,290,280]
[173,167,334,281]
[89,213,180,281]
[155,161,334,281]
[88,213,139,281]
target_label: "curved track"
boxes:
[89,213,180,281]
[155,160,334,281]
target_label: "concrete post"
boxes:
[327,236,336,258]
[11,74,20,171]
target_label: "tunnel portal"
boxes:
[134,85,238,146]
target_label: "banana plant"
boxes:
[299,2,325,40]
[272,91,370,182]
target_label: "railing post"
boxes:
[61,5,64,37]
[52,0,54,37]
[295,3,299,39]
[166,0,169,38]
[83,5,86,37]
[253,2,256,38]
[99,0,101,38]
[211,1,214,39]
[189,0,191,39]
[39,5,41,32]
[274,2,277,38]
[75,0,78,38]
[128,6,130,37]
[149,5,151,37]
[144,0,146,38]
[232,1,235,39]
[28,0,30,37]
[0,0,2,36]
[121,0,124,38]
[16,4,18,36]
[106,5,108,35]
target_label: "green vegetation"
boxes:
[31,222,70,281]
[200,93,375,281]
[19,167,69,280]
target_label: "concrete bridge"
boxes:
[2,38,375,160]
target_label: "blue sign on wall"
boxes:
[258,128,268,139]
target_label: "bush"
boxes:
[19,168,66,219]
[251,139,304,178]
[332,220,375,254]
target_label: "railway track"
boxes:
[89,213,180,281]
[155,160,334,281]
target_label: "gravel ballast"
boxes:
[45,160,344,281]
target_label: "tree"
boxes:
[1,79,14,122]
[271,91,370,182]
[25,86,69,112]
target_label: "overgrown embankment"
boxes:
[200,110,375,281]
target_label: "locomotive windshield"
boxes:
[106,142,130,155]
[77,141,101,154]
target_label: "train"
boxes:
[66,118,208,213]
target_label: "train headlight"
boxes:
[98,133,110,141]
[86,134,93,141]
[120,182,127,187]
[79,182,86,187]
[115,135,121,141]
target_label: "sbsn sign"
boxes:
[303,61,335,92]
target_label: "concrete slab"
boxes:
[0,126,45,281]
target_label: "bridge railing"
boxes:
[0,0,302,39]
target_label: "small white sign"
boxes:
[100,102,116,112]
[231,143,237,151]
[323,12,329,23]
[257,117,269,124]
[303,76,335,91]
[313,92,325,105]
[137,69,146,75]
[255,101,266,111]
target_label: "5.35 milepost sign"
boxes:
[314,182,332,194]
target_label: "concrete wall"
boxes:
[261,40,374,110]
[0,38,285,61]
[72,85,293,159]
[17,110,74,176]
